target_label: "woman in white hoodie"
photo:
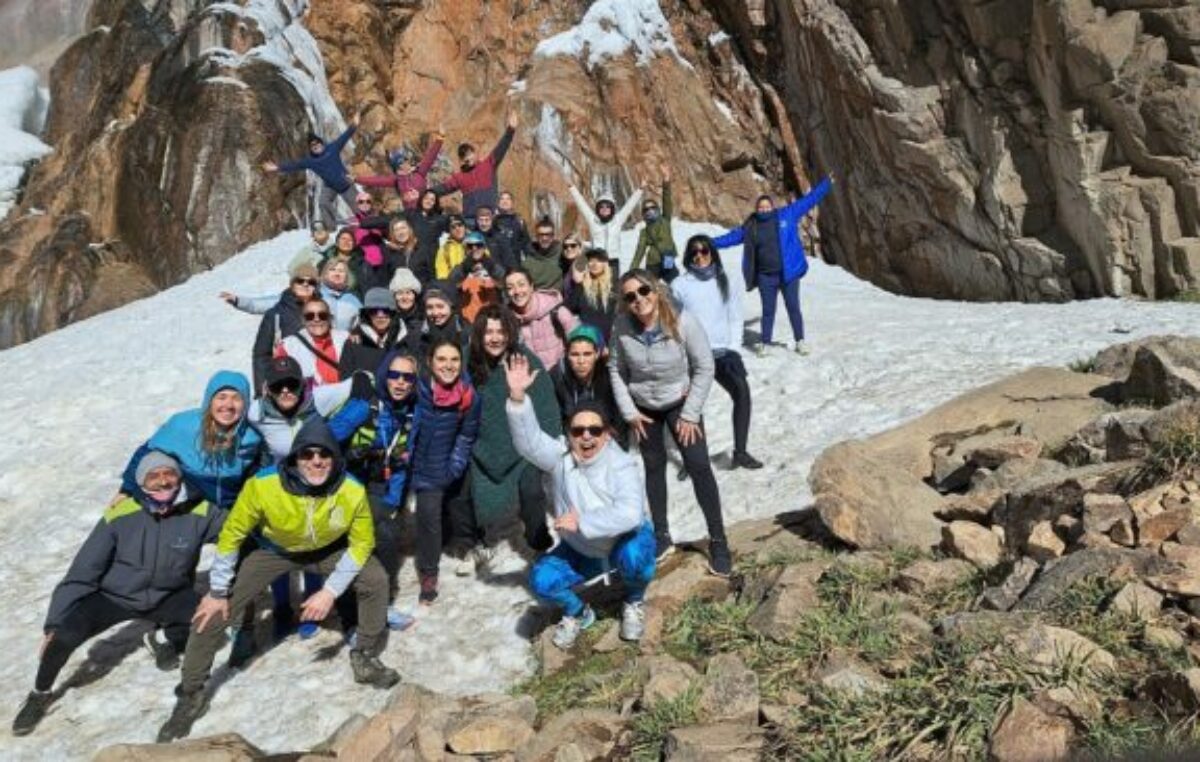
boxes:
[504,353,655,650]
[567,183,643,256]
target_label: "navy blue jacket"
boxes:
[409,373,481,492]
[278,125,357,193]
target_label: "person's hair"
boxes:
[336,229,355,246]
[535,216,554,233]
[475,205,494,216]
[200,390,242,458]
[419,189,440,214]
[468,304,521,383]
[619,269,679,341]
[504,266,533,289]
[755,194,773,208]
[499,190,514,201]
[683,234,729,303]
[580,257,614,311]
[389,218,417,251]
[321,258,348,276]
[457,143,475,160]
[426,337,463,368]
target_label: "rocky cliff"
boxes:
[1,0,1198,348]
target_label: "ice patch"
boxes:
[534,0,692,71]
[708,30,730,47]
[0,66,52,219]
[534,103,574,179]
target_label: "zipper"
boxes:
[305,498,318,546]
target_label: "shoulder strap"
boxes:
[294,333,341,369]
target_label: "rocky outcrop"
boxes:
[712,0,1200,302]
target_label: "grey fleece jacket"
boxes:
[608,310,714,423]
[45,493,223,630]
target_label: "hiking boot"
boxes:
[707,539,733,578]
[156,687,209,743]
[12,690,53,736]
[552,606,596,650]
[144,631,182,671]
[227,627,255,669]
[655,533,675,562]
[731,451,764,470]
[794,340,810,356]
[620,602,646,642]
[350,650,401,689]
[418,574,439,605]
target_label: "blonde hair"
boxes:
[581,262,614,311]
[620,269,680,342]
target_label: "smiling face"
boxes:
[290,276,317,300]
[482,318,508,358]
[385,355,417,402]
[562,238,581,260]
[355,195,374,215]
[567,339,598,379]
[389,219,412,245]
[303,302,332,337]
[461,148,477,168]
[621,278,659,326]
[449,220,467,242]
[534,225,554,250]
[504,272,533,309]
[395,289,417,311]
[141,466,182,496]
[296,446,334,486]
[209,389,245,429]
[431,344,462,386]
[368,308,394,334]
[586,257,607,277]
[323,261,348,290]
[268,379,302,414]
[425,296,452,325]
[567,410,609,463]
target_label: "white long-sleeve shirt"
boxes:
[670,271,744,353]
[568,185,644,257]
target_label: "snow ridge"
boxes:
[534,0,690,71]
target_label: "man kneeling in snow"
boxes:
[504,353,656,650]
[158,418,399,743]
[13,453,222,737]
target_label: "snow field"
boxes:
[0,221,1197,758]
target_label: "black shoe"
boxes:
[156,688,209,743]
[707,539,732,578]
[350,650,401,689]
[655,534,675,562]
[12,691,53,736]
[418,574,439,605]
[144,631,181,672]
[731,451,764,470]
[676,466,690,482]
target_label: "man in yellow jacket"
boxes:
[158,418,398,743]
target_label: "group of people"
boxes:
[13,111,833,745]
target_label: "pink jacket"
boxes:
[358,139,442,210]
[516,291,578,370]
[351,211,386,266]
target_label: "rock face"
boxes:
[714,0,1200,303]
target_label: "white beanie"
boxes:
[389,268,422,294]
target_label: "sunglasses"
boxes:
[356,199,373,206]
[536,232,554,238]
[643,206,659,214]
[296,447,332,462]
[564,242,581,249]
[622,284,654,304]
[386,370,418,383]
[303,310,330,322]
[292,278,319,287]
[570,425,606,438]
[268,380,301,396]
[690,245,712,256]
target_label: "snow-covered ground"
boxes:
[0,222,1197,758]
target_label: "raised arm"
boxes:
[568,185,600,231]
[662,178,673,220]
[328,123,357,154]
[612,187,644,229]
[357,174,396,189]
[711,225,745,249]
[505,355,566,472]
[782,176,833,220]
[417,137,443,177]
[489,115,517,167]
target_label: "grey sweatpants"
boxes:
[179,546,387,692]
[317,184,359,229]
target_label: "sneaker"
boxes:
[453,555,474,577]
[471,545,495,575]
[156,687,209,743]
[297,622,320,640]
[655,534,675,562]
[707,539,733,578]
[794,340,810,356]
[350,650,401,689]
[386,607,415,631]
[418,574,439,605]
[620,602,646,642]
[227,627,255,669]
[552,606,596,650]
[143,631,181,671]
[755,343,768,358]
[12,691,53,736]
[731,451,764,470]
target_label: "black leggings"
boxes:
[414,476,470,576]
[714,351,753,455]
[638,403,726,544]
[38,589,197,691]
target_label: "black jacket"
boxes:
[480,226,519,271]
[252,288,306,394]
[566,279,619,341]
[494,211,530,260]
[405,209,450,274]
[550,361,628,446]
[339,322,407,378]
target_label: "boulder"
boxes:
[1122,337,1200,406]
[93,734,264,761]
[964,436,1043,469]
[1016,547,1171,611]
[645,552,731,612]
[1006,624,1116,675]
[642,655,700,709]
[988,698,1074,762]
[696,654,760,725]
[1140,668,1200,713]
[1081,493,1133,534]
[1109,582,1164,621]
[1139,508,1192,547]
[1025,521,1066,562]
[936,489,1003,523]
[664,723,763,761]
[814,652,888,697]
[333,695,421,762]
[997,461,1132,553]
[746,561,825,641]
[981,558,1041,611]
[1105,410,1154,461]
[1146,543,1200,598]
[897,558,976,595]
[446,696,537,755]
[943,521,1004,569]
[515,709,625,762]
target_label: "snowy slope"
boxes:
[1,223,1198,758]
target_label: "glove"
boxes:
[662,254,676,271]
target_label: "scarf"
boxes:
[433,378,472,412]
[311,333,340,385]
[689,263,717,281]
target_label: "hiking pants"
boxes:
[529,524,656,616]
[38,589,197,691]
[637,403,726,545]
[414,476,469,577]
[317,184,359,229]
[713,351,753,456]
[757,271,804,344]
[180,546,387,692]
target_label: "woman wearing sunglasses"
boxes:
[409,339,482,604]
[505,353,655,649]
[559,234,585,299]
[280,298,350,389]
[339,288,409,377]
[608,270,730,576]
[671,235,763,470]
[224,257,361,333]
[464,305,561,574]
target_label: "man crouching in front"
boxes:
[158,418,398,742]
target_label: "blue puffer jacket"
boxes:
[121,371,264,511]
[409,371,482,492]
[328,350,418,509]
[277,125,357,193]
[713,176,833,288]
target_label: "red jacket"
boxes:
[433,127,515,217]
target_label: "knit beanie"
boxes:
[566,324,605,353]
[389,268,422,294]
[290,261,319,281]
[362,287,395,311]
[135,451,181,487]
